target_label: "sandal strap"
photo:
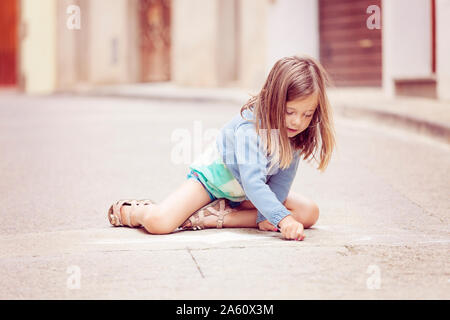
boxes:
[197,208,205,229]
[185,208,204,230]
[213,199,235,229]
[181,199,219,230]
[109,198,154,227]
[206,199,226,229]
[128,199,138,226]
[180,199,237,230]
[198,199,235,229]
[111,199,129,226]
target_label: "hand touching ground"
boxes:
[278,215,305,241]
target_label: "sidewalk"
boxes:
[66,82,450,144]
[1,225,449,299]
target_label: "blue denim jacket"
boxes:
[216,108,300,227]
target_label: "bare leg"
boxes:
[198,201,258,229]
[214,208,258,228]
[120,179,213,234]
[181,200,259,229]
[203,192,319,229]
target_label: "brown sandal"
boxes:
[180,198,237,230]
[108,199,154,227]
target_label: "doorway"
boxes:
[319,0,382,86]
[139,0,171,82]
[0,0,18,86]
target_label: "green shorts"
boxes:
[188,140,247,203]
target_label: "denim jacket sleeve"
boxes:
[234,123,295,227]
[255,153,300,224]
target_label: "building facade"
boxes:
[0,0,449,101]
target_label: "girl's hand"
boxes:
[258,219,278,232]
[278,215,305,241]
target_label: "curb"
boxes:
[336,104,450,145]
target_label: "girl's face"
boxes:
[285,92,319,138]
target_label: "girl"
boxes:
[108,55,336,241]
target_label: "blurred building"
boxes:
[0,0,449,101]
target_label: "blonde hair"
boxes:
[240,55,336,173]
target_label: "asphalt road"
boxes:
[0,94,448,299]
